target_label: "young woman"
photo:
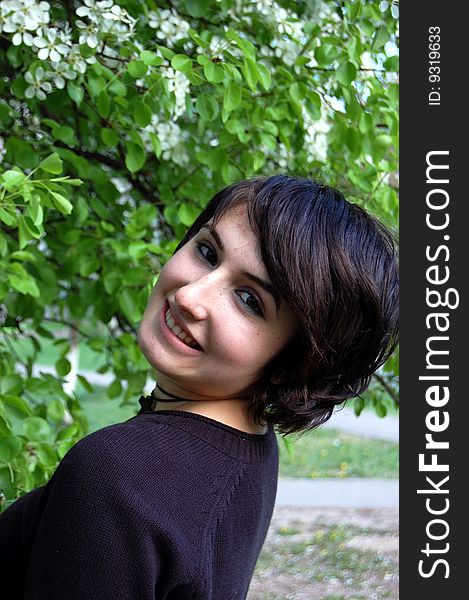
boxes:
[0,175,399,599]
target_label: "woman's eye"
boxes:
[196,242,217,266]
[237,290,263,316]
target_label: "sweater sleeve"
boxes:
[20,436,166,600]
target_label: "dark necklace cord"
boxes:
[153,382,192,402]
[138,383,195,414]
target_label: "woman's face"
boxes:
[138,204,298,401]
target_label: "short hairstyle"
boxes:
[174,175,399,435]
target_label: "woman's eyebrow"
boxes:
[200,224,281,314]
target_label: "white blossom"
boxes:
[161,67,190,118]
[76,19,99,48]
[33,27,70,61]
[67,44,96,75]
[24,66,52,100]
[76,0,113,21]
[147,9,190,47]
[11,25,35,46]
[272,37,298,67]
[143,116,189,166]
[49,61,77,89]
[8,0,49,29]
[303,107,330,164]
[380,1,399,19]
[0,136,6,163]
[75,0,136,49]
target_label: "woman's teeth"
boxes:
[165,309,199,349]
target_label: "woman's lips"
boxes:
[158,301,203,354]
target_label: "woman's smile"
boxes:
[158,300,204,355]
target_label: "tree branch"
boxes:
[373,372,399,406]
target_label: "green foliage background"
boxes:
[0,0,399,508]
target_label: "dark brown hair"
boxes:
[174,175,399,435]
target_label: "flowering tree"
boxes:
[0,0,399,505]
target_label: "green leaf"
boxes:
[0,101,11,123]
[37,444,59,466]
[108,79,127,97]
[0,206,16,227]
[374,401,387,418]
[27,196,43,226]
[315,43,341,66]
[87,74,106,97]
[353,396,365,416]
[260,132,276,151]
[51,125,77,146]
[107,380,122,399]
[101,127,119,147]
[289,81,307,102]
[1,169,26,191]
[39,153,63,175]
[67,81,84,106]
[223,80,242,113]
[77,374,94,393]
[305,91,321,120]
[178,202,199,226]
[47,399,65,422]
[257,62,272,91]
[349,0,362,20]
[185,0,211,18]
[2,394,32,417]
[22,417,52,442]
[336,61,357,86]
[125,143,146,173]
[55,357,71,377]
[0,374,23,395]
[10,250,37,263]
[171,54,192,73]
[372,26,390,50]
[140,50,163,66]
[133,101,152,128]
[22,214,41,239]
[50,191,73,215]
[8,265,40,297]
[242,58,259,90]
[118,288,141,322]
[128,241,148,259]
[0,232,7,257]
[204,61,225,83]
[18,216,29,249]
[221,162,242,184]
[196,93,219,121]
[6,44,23,68]
[5,137,38,169]
[128,60,148,78]
[79,255,100,277]
[97,90,111,118]
[359,111,372,133]
[0,437,22,462]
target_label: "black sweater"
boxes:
[0,400,278,599]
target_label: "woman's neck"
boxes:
[152,387,267,435]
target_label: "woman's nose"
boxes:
[174,277,213,321]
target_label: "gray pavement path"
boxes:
[276,477,398,509]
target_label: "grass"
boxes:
[278,428,398,479]
[75,386,398,479]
